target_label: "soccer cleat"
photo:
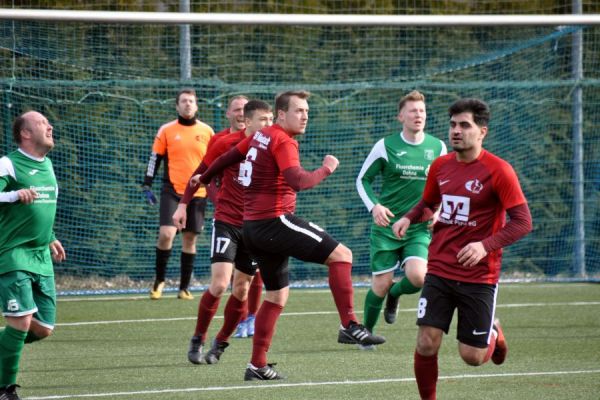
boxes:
[246,314,256,337]
[383,292,400,324]
[187,336,205,365]
[491,319,508,365]
[150,281,165,300]
[177,289,194,300]
[0,384,21,400]
[338,321,386,346]
[233,319,248,338]
[204,339,229,364]
[244,363,285,381]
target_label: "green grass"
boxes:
[8,283,600,399]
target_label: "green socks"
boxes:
[389,276,421,298]
[0,325,27,387]
[363,289,385,332]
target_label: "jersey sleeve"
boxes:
[151,125,168,156]
[202,135,230,166]
[491,160,527,209]
[0,156,19,202]
[422,156,443,207]
[356,139,386,212]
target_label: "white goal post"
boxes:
[0,8,599,26]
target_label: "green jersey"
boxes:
[0,149,58,276]
[357,131,447,226]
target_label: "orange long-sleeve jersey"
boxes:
[144,118,214,197]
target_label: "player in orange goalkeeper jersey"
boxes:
[142,88,214,300]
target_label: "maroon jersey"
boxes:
[235,124,302,220]
[203,129,247,226]
[423,150,528,284]
[208,127,233,149]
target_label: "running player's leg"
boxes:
[363,243,399,333]
[188,221,236,364]
[151,189,179,299]
[0,272,39,396]
[386,232,430,323]
[245,270,263,336]
[414,274,456,400]
[242,218,289,379]
[455,282,499,366]
[235,269,262,339]
[244,250,288,379]
[178,197,207,299]
[206,243,258,364]
[26,273,56,343]
[266,214,385,346]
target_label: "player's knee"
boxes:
[416,339,437,356]
[461,352,485,366]
[328,244,352,263]
[372,275,393,295]
[459,345,486,366]
[37,327,53,339]
[157,236,175,249]
[209,281,229,297]
[411,274,425,288]
[232,285,249,301]
[416,331,441,356]
[27,326,53,342]
[181,232,197,248]
[157,227,177,245]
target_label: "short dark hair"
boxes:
[398,90,425,112]
[275,90,310,114]
[12,112,30,144]
[448,98,490,127]
[244,99,272,119]
[176,88,197,104]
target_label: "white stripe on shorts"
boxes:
[279,215,323,243]
[210,219,216,258]
[487,283,499,345]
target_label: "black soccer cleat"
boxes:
[0,384,21,400]
[383,293,400,324]
[204,339,229,364]
[187,336,205,365]
[338,321,386,345]
[244,363,285,381]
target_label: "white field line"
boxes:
[56,283,598,302]
[23,369,600,399]
[53,301,600,327]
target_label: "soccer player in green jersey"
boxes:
[356,91,446,346]
[0,111,65,399]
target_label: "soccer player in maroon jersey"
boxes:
[216,95,248,137]
[204,95,249,203]
[392,98,533,400]
[205,95,265,338]
[195,90,386,381]
[172,100,273,366]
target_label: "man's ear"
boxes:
[480,126,488,141]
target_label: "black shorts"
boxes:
[243,214,339,291]
[210,220,257,276]
[416,273,498,348]
[159,187,206,233]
